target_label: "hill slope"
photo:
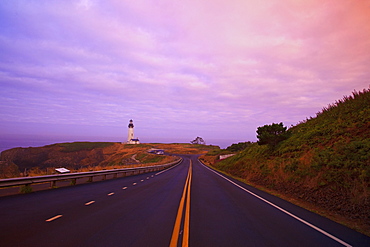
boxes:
[0,142,216,178]
[0,142,166,177]
[203,88,370,234]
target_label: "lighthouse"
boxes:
[126,119,140,144]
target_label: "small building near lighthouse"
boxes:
[126,119,140,144]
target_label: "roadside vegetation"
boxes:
[201,88,370,235]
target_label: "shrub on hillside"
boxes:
[226,142,252,152]
[256,122,290,148]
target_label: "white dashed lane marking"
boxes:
[46,215,63,222]
[44,175,159,224]
[85,201,95,206]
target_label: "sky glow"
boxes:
[1,0,370,147]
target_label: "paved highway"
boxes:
[0,155,369,246]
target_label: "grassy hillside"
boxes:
[202,88,370,235]
[58,142,115,152]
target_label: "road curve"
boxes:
[0,154,369,247]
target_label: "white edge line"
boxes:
[199,161,352,247]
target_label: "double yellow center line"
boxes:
[170,160,192,247]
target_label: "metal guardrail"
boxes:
[0,158,183,189]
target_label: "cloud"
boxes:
[0,0,369,146]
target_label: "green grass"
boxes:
[135,153,166,163]
[123,143,152,148]
[19,184,32,194]
[58,142,115,152]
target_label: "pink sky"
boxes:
[0,0,369,148]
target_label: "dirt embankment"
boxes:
[0,161,20,178]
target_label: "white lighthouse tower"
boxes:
[126,119,140,144]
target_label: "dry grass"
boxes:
[152,143,217,154]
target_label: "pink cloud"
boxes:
[1,0,369,146]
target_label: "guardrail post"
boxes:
[70,178,76,186]
[51,180,57,188]
[113,173,117,179]
[88,176,93,182]
[102,174,106,180]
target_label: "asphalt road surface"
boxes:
[0,155,369,247]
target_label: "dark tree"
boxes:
[191,137,206,145]
[256,122,290,148]
[226,142,252,152]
